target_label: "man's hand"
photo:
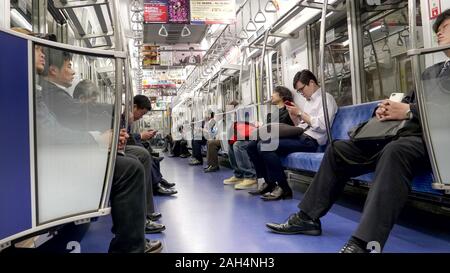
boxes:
[140,129,156,140]
[285,103,304,126]
[376,100,410,121]
[118,129,129,150]
[285,103,301,117]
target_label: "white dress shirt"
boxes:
[297,88,338,146]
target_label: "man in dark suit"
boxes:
[127,95,178,196]
[265,10,450,252]
[40,48,113,132]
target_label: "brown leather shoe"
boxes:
[260,186,292,201]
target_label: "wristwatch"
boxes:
[297,111,303,119]
[405,109,413,120]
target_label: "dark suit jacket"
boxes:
[421,61,450,101]
[40,79,114,132]
[35,87,96,145]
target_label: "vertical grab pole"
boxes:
[217,70,224,111]
[319,0,333,144]
[100,0,124,208]
[259,27,271,123]
[238,48,247,104]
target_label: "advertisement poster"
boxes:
[144,0,168,23]
[142,45,160,67]
[168,0,190,23]
[173,51,202,65]
[190,0,236,24]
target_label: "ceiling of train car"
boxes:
[143,24,209,44]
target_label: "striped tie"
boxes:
[440,61,450,77]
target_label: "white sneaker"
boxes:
[234,179,257,190]
[223,176,244,185]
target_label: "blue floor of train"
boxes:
[80,155,450,253]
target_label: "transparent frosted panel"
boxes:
[420,57,450,185]
[34,44,115,224]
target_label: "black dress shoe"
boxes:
[145,220,166,234]
[339,241,369,253]
[248,182,273,195]
[145,239,163,253]
[160,178,175,188]
[204,165,219,173]
[260,186,292,201]
[266,213,322,235]
[147,212,162,221]
[154,184,178,196]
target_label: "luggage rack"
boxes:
[52,0,114,48]
[246,0,346,51]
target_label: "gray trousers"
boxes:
[125,145,155,216]
[299,136,429,248]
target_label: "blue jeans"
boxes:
[228,141,256,179]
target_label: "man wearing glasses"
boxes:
[250,70,338,201]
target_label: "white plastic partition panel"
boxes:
[34,45,116,224]
[419,55,450,185]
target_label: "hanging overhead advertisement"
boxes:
[190,0,236,24]
[168,0,190,23]
[144,0,168,23]
[173,50,202,65]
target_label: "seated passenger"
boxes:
[247,79,337,200]
[39,48,112,131]
[203,112,223,173]
[265,10,450,253]
[127,95,177,197]
[223,101,258,189]
[232,86,296,190]
[163,133,173,153]
[73,79,99,103]
[171,125,190,158]
[189,117,205,165]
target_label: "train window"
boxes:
[359,0,423,102]
[310,9,352,106]
[33,44,116,224]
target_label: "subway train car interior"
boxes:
[2,0,450,257]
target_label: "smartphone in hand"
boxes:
[284,101,294,106]
[389,93,405,103]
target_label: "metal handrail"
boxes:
[258,28,271,122]
[0,27,125,58]
[100,0,124,208]
[319,0,333,144]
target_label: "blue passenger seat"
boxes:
[281,101,442,196]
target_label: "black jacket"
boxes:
[40,79,113,132]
